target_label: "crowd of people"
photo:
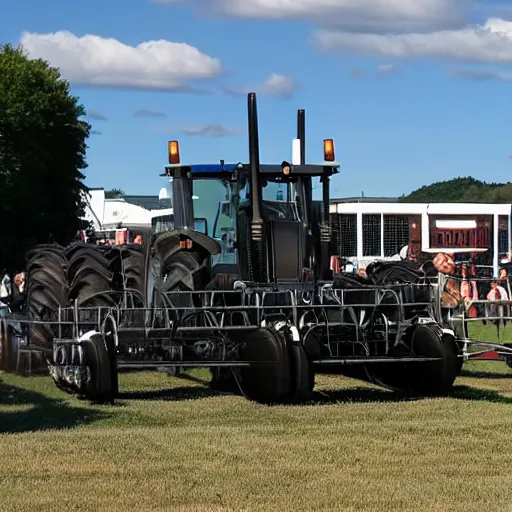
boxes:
[431,252,511,325]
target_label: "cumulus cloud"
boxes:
[180,124,242,137]
[223,73,296,98]
[313,17,512,64]
[133,109,167,118]
[19,30,221,91]
[86,109,108,120]
[212,0,469,33]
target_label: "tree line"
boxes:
[399,177,512,203]
[0,44,89,273]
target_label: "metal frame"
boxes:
[10,92,472,403]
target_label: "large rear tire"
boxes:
[66,243,119,396]
[25,244,70,370]
[67,243,117,310]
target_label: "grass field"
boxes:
[1,321,512,512]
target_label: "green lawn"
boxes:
[1,359,512,512]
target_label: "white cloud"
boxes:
[19,30,221,91]
[377,64,399,74]
[212,0,469,33]
[223,73,296,98]
[313,17,512,63]
[180,124,242,137]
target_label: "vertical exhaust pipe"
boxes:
[297,109,313,275]
[297,109,312,227]
[297,109,306,164]
[248,92,263,241]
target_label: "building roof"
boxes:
[124,195,170,210]
[330,196,400,203]
[124,194,398,208]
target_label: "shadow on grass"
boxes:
[312,383,512,405]
[459,369,511,380]
[0,379,109,434]
[450,384,512,404]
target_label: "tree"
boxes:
[105,188,125,199]
[399,176,512,203]
[0,44,90,272]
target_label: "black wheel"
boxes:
[82,333,114,404]
[120,245,145,296]
[67,244,116,308]
[102,315,119,397]
[25,244,69,367]
[116,245,146,326]
[147,248,208,366]
[0,321,18,372]
[288,342,314,403]
[368,324,460,396]
[66,244,117,336]
[238,328,291,404]
[161,251,204,307]
[407,325,460,395]
[272,322,314,403]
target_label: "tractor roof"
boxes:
[163,161,340,180]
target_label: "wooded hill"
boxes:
[399,177,512,203]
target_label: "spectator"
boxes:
[460,264,478,318]
[485,280,509,329]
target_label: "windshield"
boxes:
[192,179,231,238]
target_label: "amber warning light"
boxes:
[323,139,335,162]
[168,140,180,164]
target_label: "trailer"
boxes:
[328,201,511,277]
[3,93,465,403]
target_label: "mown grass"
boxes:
[2,353,512,512]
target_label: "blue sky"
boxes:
[2,0,512,199]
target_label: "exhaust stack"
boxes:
[248,92,264,241]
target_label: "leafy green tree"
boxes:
[0,44,90,272]
[105,188,125,199]
[400,176,512,203]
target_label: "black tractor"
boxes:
[15,92,461,404]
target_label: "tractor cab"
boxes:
[160,94,340,286]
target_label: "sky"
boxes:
[2,0,512,199]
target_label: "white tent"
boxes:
[102,199,153,228]
[81,189,174,231]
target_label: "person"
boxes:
[460,264,478,318]
[9,271,26,313]
[0,272,11,300]
[485,280,509,331]
[432,252,456,274]
[423,252,460,308]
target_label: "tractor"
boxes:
[7,92,462,404]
